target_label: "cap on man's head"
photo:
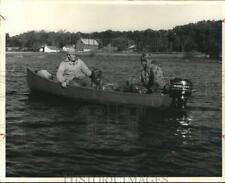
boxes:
[141,53,151,61]
[66,49,76,55]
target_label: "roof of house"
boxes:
[63,45,75,48]
[80,38,99,46]
[7,46,20,48]
[128,45,136,49]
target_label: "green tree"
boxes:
[112,36,129,51]
[184,37,197,52]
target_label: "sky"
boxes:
[1,0,224,36]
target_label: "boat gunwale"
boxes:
[27,67,166,98]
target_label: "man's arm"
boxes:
[154,66,165,89]
[56,62,66,83]
[79,59,92,77]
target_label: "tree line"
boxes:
[6,20,222,58]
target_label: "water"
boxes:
[6,53,222,177]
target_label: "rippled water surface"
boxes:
[6,53,222,177]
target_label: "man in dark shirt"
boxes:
[140,53,166,93]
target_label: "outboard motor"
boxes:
[168,78,193,110]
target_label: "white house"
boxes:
[39,45,60,53]
[6,47,20,51]
[76,38,99,52]
[128,44,136,49]
[62,45,76,52]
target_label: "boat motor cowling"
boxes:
[168,78,193,110]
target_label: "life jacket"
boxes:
[151,64,165,89]
[37,70,52,80]
[141,64,165,92]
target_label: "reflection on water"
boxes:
[7,92,221,177]
[171,111,193,146]
[8,92,202,176]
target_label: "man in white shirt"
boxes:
[56,51,92,88]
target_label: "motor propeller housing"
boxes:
[168,78,193,110]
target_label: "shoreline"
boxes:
[5,51,204,57]
[5,51,221,63]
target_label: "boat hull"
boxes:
[27,68,172,108]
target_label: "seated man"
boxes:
[140,53,166,93]
[56,50,92,88]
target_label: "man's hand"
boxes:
[161,83,170,94]
[61,82,67,88]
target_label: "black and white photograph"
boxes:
[0,0,224,182]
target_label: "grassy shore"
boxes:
[6,51,221,63]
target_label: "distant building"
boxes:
[76,38,99,52]
[128,44,136,50]
[126,44,136,52]
[62,45,76,52]
[39,45,60,53]
[6,47,20,52]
